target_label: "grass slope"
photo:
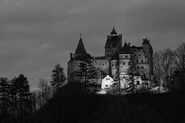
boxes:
[25,83,185,123]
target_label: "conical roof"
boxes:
[75,37,87,54]
[110,27,117,35]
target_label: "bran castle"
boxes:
[67,27,153,89]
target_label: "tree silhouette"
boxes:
[50,64,66,94]
[0,77,10,123]
[78,55,99,91]
[12,74,30,122]
[36,79,52,109]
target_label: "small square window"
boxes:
[125,55,128,58]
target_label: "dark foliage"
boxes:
[50,64,66,94]
[24,82,185,123]
[0,75,34,123]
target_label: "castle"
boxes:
[67,27,153,89]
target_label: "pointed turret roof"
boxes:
[75,35,87,54]
[110,26,117,35]
[120,42,131,54]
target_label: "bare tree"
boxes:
[153,52,163,85]
[173,43,185,90]
[35,79,52,109]
[153,49,176,89]
[174,43,185,70]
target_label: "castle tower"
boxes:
[105,27,122,57]
[142,38,153,78]
[67,35,89,82]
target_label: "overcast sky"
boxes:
[0,0,185,90]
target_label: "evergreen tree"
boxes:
[0,77,10,123]
[78,55,99,91]
[50,64,66,94]
[9,78,18,122]
[13,74,30,122]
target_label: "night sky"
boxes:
[0,0,185,90]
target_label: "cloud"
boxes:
[0,0,184,89]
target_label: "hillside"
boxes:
[25,83,185,123]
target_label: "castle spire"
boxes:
[75,34,87,54]
[110,26,117,35]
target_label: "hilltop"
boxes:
[24,83,185,123]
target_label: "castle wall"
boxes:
[67,60,84,82]
[93,59,110,74]
[111,60,118,80]
[135,63,150,80]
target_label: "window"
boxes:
[123,62,125,65]
[142,66,144,69]
[125,55,128,58]
[106,78,110,80]
[137,66,139,69]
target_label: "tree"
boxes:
[172,43,185,90]
[12,74,30,122]
[0,77,10,123]
[174,43,185,70]
[36,79,52,109]
[50,64,66,94]
[78,55,99,91]
[153,49,176,90]
[9,78,18,122]
[153,52,163,85]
